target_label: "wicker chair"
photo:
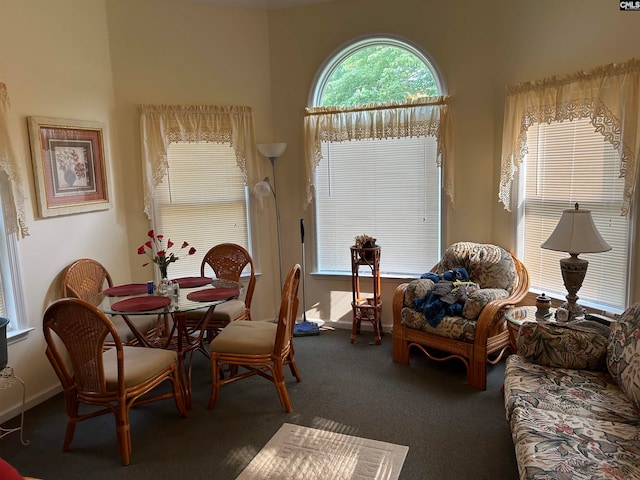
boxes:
[392,242,530,390]
[43,298,187,465]
[60,258,158,345]
[185,243,256,340]
[208,264,301,413]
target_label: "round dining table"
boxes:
[96,277,240,409]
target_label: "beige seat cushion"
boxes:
[103,346,177,390]
[107,314,159,343]
[210,321,276,355]
[208,299,246,322]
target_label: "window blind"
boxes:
[518,118,629,312]
[316,136,441,275]
[152,142,249,279]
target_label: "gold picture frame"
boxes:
[28,117,111,217]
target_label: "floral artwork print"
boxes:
[55,146,89,188]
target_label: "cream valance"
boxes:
[0,83,28,238]
[499,58,640,216]
[303,95,454,207]
[139,104,259,218]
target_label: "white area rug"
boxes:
[236,423,409,480]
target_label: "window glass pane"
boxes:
[152,142,249,279]
[320,44,439,107]
[518,119,629,312]
[316,137,440,275]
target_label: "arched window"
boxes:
[306,37,449,275]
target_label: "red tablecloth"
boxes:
[173,276,212,288]
[111,296,170,312]
[186,287,239,302]
[102,283,148,296]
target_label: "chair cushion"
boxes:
[208,299,247,322]
[400,306,476,341]
[107,314,158,343]
[437,242,517,292]
[517,320,610,370]
[462,288,510,320]
[403,279,436,308]
[210,320,277,355]
[504,355,639,425]
[607,302,640,409]
[103,346,177,390]
[510,406,640,480]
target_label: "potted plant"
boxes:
[354,234,377,261]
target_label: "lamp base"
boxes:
[559,254,588,321]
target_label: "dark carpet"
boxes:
[1,328,518,479]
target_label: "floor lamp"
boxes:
[254,143,287,292]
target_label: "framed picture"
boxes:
[28,116,111,218]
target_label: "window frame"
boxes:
[150,141,254,280]
[308,35,447,277]
[514,119,634,315]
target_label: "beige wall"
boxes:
[1,0,639,421]
[0,0,126,419]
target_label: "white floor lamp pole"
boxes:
[256,143,287,292]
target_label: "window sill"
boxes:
[310,271,416,282]
[7,328,33,345]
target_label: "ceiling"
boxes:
[181,0,336,9]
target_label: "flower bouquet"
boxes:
[137,230,196,280]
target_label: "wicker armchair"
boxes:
[60,258,158,345]
[392,242,530,390]
[43,298,187,465]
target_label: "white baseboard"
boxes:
[0,384,62,424]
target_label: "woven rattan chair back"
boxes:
[43,297,187,465]
[61,258,112,302]
[200,243,256,320]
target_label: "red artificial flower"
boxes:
[139,231,196,275]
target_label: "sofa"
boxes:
[393,242,529,389]
[503,303,640,480]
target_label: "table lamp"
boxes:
[541,203,611,320]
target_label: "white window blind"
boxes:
[517,118,629,312]
[316,136,441,275]
[152,142,249,279]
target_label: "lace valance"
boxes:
[0,83,28,238]
[499,58,640,216]
[139,104,259,218]
[303,95,454,207]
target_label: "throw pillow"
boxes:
[404,279,435,308]
[607,302,640,408]
[518,320,611,370]
[462,288,509,320]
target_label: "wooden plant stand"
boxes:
[350,245,383,345]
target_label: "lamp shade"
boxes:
[257,143,287,159]
[541,203,611,254]
[253,180,272,198]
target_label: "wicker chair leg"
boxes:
[273,363,292,413]
[392,336,410,364]
[467,358,487,390]
[208,361,222,409]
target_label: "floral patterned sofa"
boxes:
[503,303,640,480]
[393,242,529,390]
